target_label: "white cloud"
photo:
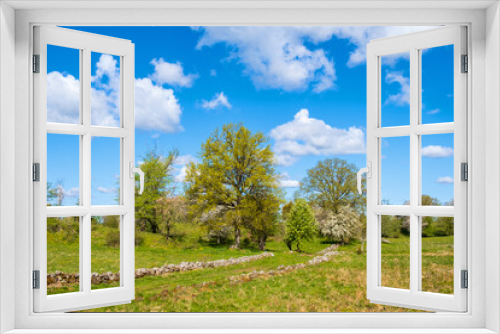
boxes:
[436,176,453,184]
[47,72,80,124]
[201,92,232,110]
[210,69,217,76]
[174,154,197,166]
[150,58,198,88]
[47,54,185,133]
[324,26,436,67]
[135,78,183,133]
[194,26,336,93]
[422,145,454,158]
[385,72,410,106]
[280,179,300,188]
[427,108,440,115]
[97,186,117,194]
[270,109,365,166]
[47,54,122,127]
[56,184,79,198]
[173,155,198,182]
[91,54,121,127]
[193,26,435,93]
[279,172,300,188]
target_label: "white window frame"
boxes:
[33,26,136,313]
[1,1,499,333]
[366,26,467,312]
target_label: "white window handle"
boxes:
[357,162,372,195]
[129,162,145,195]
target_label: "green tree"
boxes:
[298,158,365,215]
[244,190,282,250]
[135,149,178,233]
[156,196,187,240]
[185,123,282,249]
[284,199,317,251]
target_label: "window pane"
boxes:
[47,216,80,295]
[421,216,454,294]
[381,52,410,127]
[91,137,121,205]
[47,45,80,124]
[91,216,121,290]
[421,133,454,206]
[381,136,410,205]
[91,52,121,127]
[381,215,410,290]
[421,45,454,124]
[47,134,80,206]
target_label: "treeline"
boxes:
[47,122,453,252]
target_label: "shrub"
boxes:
[381,215,402,238]
[317,205,362,243]
[105,230,120,248]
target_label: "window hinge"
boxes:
[461,270,468,289]
[33,163,40,182]
[461,54,468,73]
[33,54,40,73]
[461,162,468,182]
[33,270,40,289]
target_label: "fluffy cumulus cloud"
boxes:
[135,78,183,133]
[47,72,80,123]
[48,54,184,133]
[270,109,365,166]
[194,26,337,93]
[436,176,453,184]
[193,26,434,93]
[150,58,198,88]
[385,72,410,106]
[422,145,454,158]
[202,92,232,110]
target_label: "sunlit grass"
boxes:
[47,226,454,312]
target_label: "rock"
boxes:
[382,238,391,244]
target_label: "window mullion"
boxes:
[82,47,92,294]
[409,46,420,295]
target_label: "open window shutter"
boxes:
[364,26,467,312]
[33,26,135,312]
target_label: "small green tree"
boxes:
[284,199,317,251]
[135,148,178,233]
[317,205,361,243]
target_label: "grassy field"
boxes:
[47,225,454,312]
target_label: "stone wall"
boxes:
[47,252,275,286]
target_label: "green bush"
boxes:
[105,230,120,248]
[381,216,402,238]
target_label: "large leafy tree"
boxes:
[185,123,282,249]
[135,149,178,233]
[284,199,317,251]
[298,158,365,214]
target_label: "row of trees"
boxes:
[49,121,451,251]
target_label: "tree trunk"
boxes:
[285,239,292,251]
[166,225,170,241]
[232,226,241,249]
[258,235,267,251]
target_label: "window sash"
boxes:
[366,26,468,312]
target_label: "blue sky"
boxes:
[46,26,454,207]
